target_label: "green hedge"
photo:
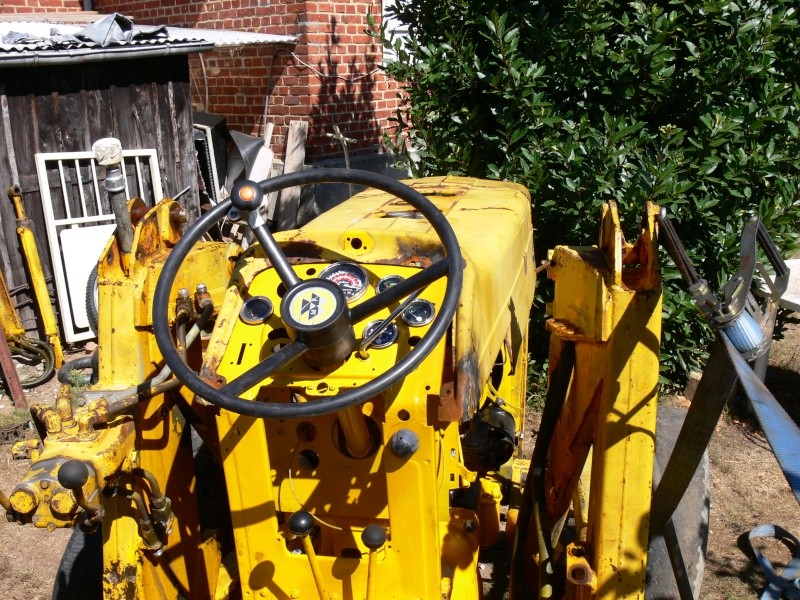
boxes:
[376,0,800,389]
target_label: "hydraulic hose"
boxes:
[104,303,214,414]
[56,351,97,387]
[14,336,56,388]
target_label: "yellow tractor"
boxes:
[3,167,781,599]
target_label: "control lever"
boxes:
[57,459,104,527]
[288,511,330,600]
[361,524,387,600]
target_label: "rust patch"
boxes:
[199,361,227,389]
[128,197,147,227]
[545,382,603,520]
[437,382,461,423]
[134,213,162,262]
[280,240,324,260]
[106,559,139,600]
[455,351,481,421]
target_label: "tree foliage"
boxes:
[376,0,800,388]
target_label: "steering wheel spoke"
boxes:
[249,217,301,289]
[350,257,451,323]
[222,340,308,397]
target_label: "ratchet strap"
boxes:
[747,524,800,600]
[652,209,800,599]
[726,332,800,506]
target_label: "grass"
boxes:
[0,408,30,429]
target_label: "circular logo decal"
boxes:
[288,286,339,326]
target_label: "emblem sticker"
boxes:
[288,287,338,326]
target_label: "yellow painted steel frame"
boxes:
[541,201,661,599]
[201,176,536,599]
[8,199,241,599]
[93,201,241,599]
[6,176,536,600]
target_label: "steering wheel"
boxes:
[153,169,463,419]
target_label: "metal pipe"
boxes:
[117,487,163,554]
[300,536,330,600]
[92,139,134,275]
[366,548,378,600]
[337,406,373,458]
[131,467,164,500]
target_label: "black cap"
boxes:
[57,460,90,490]
[288,510,315,537]
[361,524,387,550]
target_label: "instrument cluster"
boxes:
[238,261,437,350]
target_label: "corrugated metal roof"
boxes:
[0,19,297,67]
[168,26,297,48]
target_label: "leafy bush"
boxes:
[376,0,800,388]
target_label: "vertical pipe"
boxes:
[93,139,134,272]
[300,535,331,600]
[337,405,373,458]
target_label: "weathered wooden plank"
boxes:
[4,90,51,334]
[276,120,308,230]
[171,78,200,218]
[0,56,201,339]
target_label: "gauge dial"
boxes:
[363,321,399,349]
[320,262,369,302]
[401,299,436,327]
[240,296,274,324]
[375,274,405,294]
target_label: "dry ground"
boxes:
[0,333,799,599]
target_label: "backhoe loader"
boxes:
[3,164,783,599]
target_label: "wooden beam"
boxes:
[275,121,308,230]
[0,332,26,409]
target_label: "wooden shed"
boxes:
[0,21,213,342]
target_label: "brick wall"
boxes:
[0,0,84,12]
[91,0,401,162]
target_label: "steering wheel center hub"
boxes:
[281,279,354,368]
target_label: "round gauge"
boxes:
[375,274,405,294]
[401,299,436,327]
[320,262,369,302]
[363,321,399,349]
[240,296,274,324]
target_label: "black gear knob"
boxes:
[288,510,315,537]
[57,460,90,490]
[361,524,387,550]
[230,179,264,212]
